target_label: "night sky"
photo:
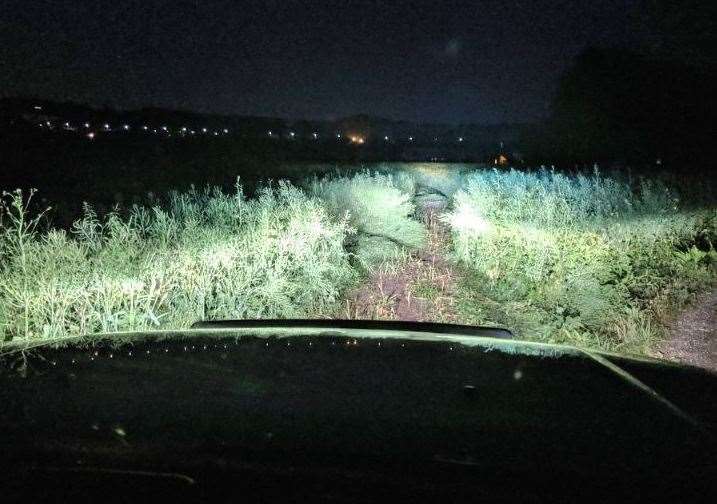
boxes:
[0,1,671,124]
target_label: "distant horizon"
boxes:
[1,95,538,128]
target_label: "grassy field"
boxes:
[445,169,716,354]
[1,164,715,357]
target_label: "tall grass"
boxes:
[446,168,716,354]
[0,181,355,342]
[2,165,714,356]
[308,170,426,268]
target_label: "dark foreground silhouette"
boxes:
[2,323,716,502]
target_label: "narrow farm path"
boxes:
[340,186,463,323]
[658,289,717,372]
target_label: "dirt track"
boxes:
[659,289,717,372]
[341,210,460,323]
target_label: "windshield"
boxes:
[0,1,714,371]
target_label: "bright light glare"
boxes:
[384,136,389,140]
[84,123,90,128]
[123,124,130,130]
[458,137,464,142]
[104,124,110,129]
[408,136,413,141]
[87,132,95,139]
[289,131,295,137]
[448,205,491,236]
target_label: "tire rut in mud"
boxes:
[339,184,460,322]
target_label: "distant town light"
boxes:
[152,129,158,133]
[190,130,196,135]
[384,136,389,141]
[312,132,318,139]
[223,128,228,134]
[103,123,110,129]
[408,136,413,141]
[458,137,464,142]
[84,122,90,128]
[142,125,148,130]
[202,128,207,133]
[213,131,219,136]
[162,126,168,131]
[87,132,95,140]
[268,130,273,136]
[336,133,341,138]
[46,121,52,127]
[123,124,130,130]
[64,122,70,127]
[434,137,438,141]
[289,131,295,137]
[34,105,42,110]
[181,127,187,132]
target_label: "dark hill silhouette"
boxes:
[523,47,716,166]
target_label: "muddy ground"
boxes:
[659,289,717,373]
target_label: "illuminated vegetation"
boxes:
[0,183,355,340]
[308,171,426,268]
[1,166,715,357]
[445,169,717,354]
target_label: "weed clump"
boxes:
[309,171,426,268]
[0,181,355,341]
[446,168,716,354]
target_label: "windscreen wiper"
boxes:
[191,319,513,339]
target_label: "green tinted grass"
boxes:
[0,182,356,341]
[1,166,715,357]
[308,170,426,268]
[445,168,716,354]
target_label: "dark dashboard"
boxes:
[2,322,716,502]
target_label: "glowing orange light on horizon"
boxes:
[494,154,508,165]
